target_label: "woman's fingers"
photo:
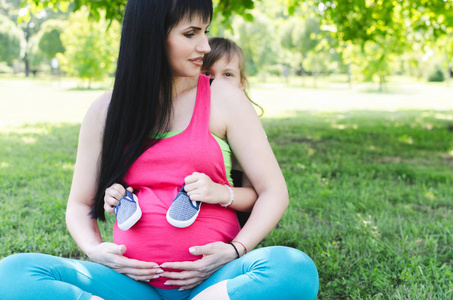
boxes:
[164,274,205,289]
[160,260,199,271]
[91,243,163,282]
[116,266,164,282]
[161,266,207,289]
[160,242,234,288]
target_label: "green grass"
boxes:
[262,111,453,299]
[0,78,452,298]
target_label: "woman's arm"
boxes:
[66,92,162,282]
[66,93,108,255]
[161,80,288,288]
[217,81,288,253]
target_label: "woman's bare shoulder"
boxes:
[83,91,112,124]
[90,91,112,114]
[209,79,261,141]
[78,91,112,139]
[210,79,251,113]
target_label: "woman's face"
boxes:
[166,16,211,78]
[201,54,244,89]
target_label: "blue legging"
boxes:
[0,246,318,300]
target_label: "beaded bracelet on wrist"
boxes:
[221,185,234,207]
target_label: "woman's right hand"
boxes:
[86,242,163,282]
[104,184,134,214]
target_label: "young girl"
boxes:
[202,37,261,225]
[201,37,263,117]
[0,1,319,299]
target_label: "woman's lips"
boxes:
[189,57,203,66]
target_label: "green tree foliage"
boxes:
[27,33,46,72]
[281,15,321,81]
[0,0,20,21]
[60,9,120,87]
[280,5,341,86]
[24,0,256,23]
[22,0,453,39]
[313,0,453,85]
[313,0,453,43]
[37,19,66,60]
[0,14,24,63]
[233,12,278,76]
[14,0,453,84]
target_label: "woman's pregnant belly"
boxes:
[113,187,241,288]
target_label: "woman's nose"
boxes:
[197,34,211,54]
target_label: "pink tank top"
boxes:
[113,75,241,288]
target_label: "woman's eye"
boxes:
[224,73,233,77]
[184,33,195,38]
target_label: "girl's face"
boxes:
[201,54,244,89]
[166,16,211,78]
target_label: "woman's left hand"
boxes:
[160,241,237,290]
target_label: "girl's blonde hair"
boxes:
[203,37,263,116]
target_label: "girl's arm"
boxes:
[183,171,257,212]
[66,92,161,282]
[231,155,253,188]
[104,175,257,214]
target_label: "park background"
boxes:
[1,0,453,299]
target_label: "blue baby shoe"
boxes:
[166,185,201,228]
[115,190,142,230]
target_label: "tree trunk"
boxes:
[348,64,352,88]
[24,55,30,77]
[379,72,385,92]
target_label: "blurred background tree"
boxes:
[1,0,452,87]
[59,9,120,87]
[0,14,24,68]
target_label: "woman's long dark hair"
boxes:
[91,0,213,220]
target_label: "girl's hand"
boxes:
[86,242,163,282]
[104,184,133,213]
[160,241,237,290]
[184,172,230,205]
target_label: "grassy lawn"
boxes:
[264,111,453,299]
[1,77,452,299]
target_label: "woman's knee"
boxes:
[0,253,44,292]
[0,253,37,273]
[251,246,319,299]
[0,253,62,279]
[251,246,317,268]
